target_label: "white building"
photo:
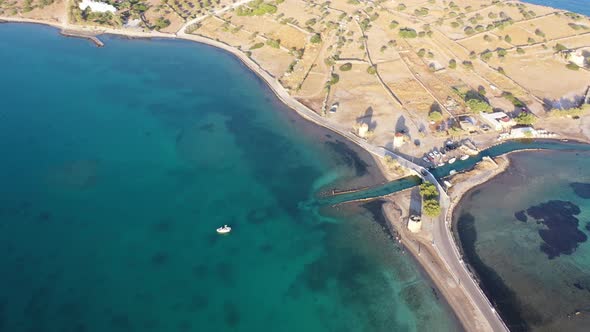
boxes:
[568,51,586,67]
[357,123,369,138]
[79,0,116,13]
[480,112,515,131]
[408,215,422,233]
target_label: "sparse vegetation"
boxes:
[339,63,352,71]
[429,111,443,122]
[515,112,536,125]
[420,181,441,217]
[399,28,418,38]
[466,99,492,113]
[310,33,322,44]
[566,63,580,71]
[236,0,278,16]
[449,59,457,69]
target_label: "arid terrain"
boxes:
[2,0,589,166]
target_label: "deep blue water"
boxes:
[455,150,590,331]
[0,24,458,332]
[523,0,590,16]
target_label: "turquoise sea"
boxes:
[522,0,590,16]
[455,150,590,331]
[0,24,459,331]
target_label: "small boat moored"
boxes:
[449,169,457,175]
[216,225,231,234]
[448,157,457,164]
[460,155,469,161]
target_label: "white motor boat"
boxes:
[216,225,231,234]
[449,169,457,175]
[448,157,457,164]
[460,155,469,161]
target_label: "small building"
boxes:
[408,215,422,233]
[480,112,515,131]
[79,0,117,13]
[357,123,369,138]
[393,132,407,148]
[568,50,586,67]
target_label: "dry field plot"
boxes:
[249,45,294,78]
[388,78,435,114]
[196,17,254,48]
[459,34,513,53]
[551,33,590,49]
[515,14,582,41]
[224,14,308,50]
[0,0,65,22]
[487,52,590,99]
[274,0,322,26]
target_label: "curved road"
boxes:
[176,14,507,331]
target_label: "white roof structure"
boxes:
[480,112,514,131]
[79,0,117,13]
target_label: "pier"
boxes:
[60,29,104,47]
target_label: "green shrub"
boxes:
[566,63,580,71]
[497,48,507,57]
[389,20,399,29]
[515,112,536,125]
[501,91,524,107]
[367,65,377,75]
[417,48,426,57]
[266,39,280,48]
[310,33,322,44]
[339,62,352,71]
[429,111,443,122]
[466,99,492,113]
[553,43,567,52]
[516,47,525,54]
[326,73,340,87]
[449,59,457,69]
[480,50,493,60]
[250,42,265,50]
[399,28,418,38]
[414,7,429,16]
[236,1,278,16]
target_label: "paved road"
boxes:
[434,191,509,332]
[176,21,507,331]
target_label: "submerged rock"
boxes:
[525,200,587,259]
[570,182,590,199]
[514,210,527,223]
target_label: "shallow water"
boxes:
[454,150,590,331]
[0,24,458,332]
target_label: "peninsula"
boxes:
[2,0,590,330]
